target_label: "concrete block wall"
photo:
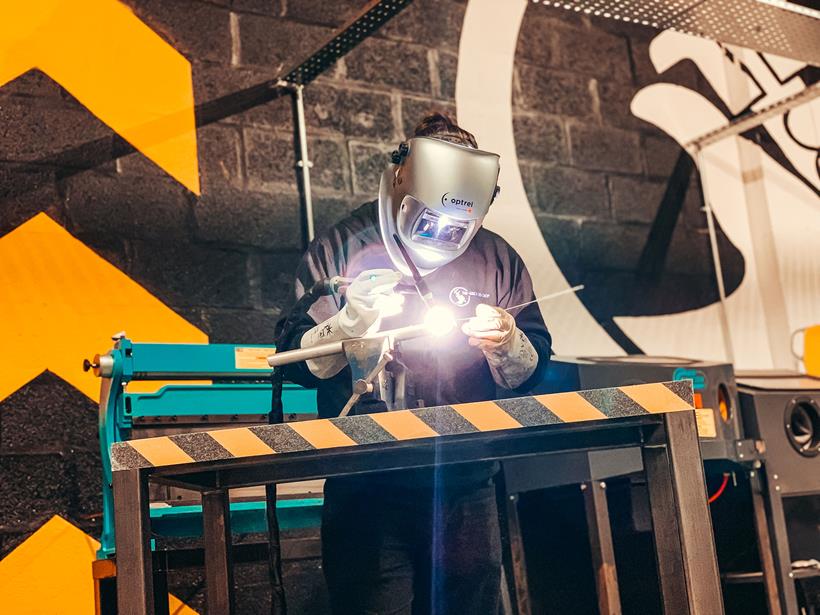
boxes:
[0,0,744,610]
[0,1,466,610]
[513,6,743,335]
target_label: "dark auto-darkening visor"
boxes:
[411,209,470,251]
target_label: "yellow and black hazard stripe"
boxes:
[110,381,694,471]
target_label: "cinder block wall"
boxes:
[0,0,740,611]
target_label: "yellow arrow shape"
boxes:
[0,0,200,194]
[0,515,198,614]
[0,213,207,402]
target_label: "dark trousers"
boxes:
[321,479,502,615]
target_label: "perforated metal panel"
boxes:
[282,0,414,85]
[531,0,820,65]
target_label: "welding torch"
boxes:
[267,284,584,369]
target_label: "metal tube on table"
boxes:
[268,281,582,368]
[267,324,428,368]
[267,340,345,368]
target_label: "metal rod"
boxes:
[498,285,584,313]
[695,150,736,364]
[455,285,585,322]
[292,85,315,244]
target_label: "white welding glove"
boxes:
[338,269,403,337]
[301,269,402,379]
[461,304,538,389]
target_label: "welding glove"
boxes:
[461,304,538,389]
[301,269,403,379]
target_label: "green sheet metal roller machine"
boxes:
[86,335,318,558]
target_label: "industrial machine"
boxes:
[86,335,322,612]
[738,374,820,495]
[734,374,820,614]
[539,355,746,460]
[86,334,320,559]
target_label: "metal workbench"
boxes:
[110,381,725,615]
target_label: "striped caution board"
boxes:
[110,381,694,471]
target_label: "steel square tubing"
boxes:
[115,412,722,614]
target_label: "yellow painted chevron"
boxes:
[0,516,197,614]
[0,214,207,402]
[0,0,199,193]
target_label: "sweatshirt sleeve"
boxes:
[275,231,344,388]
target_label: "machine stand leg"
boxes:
[582,480,622,615]
[496,473,531,615]
[114,469,155,615]
[759,467,799,615]
[203,489,235,615]
[153,562,171,615]
[266,483,288,614]
[642,411,724,615]
[749,470,784,615]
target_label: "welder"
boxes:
[276,113,552,615]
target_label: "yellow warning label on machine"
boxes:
[695,408,717,438]
[234,347,276,370]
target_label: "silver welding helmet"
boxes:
[378,136,501,276]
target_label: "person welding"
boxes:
[276,113,552,615]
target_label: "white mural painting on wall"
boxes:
[457,0,820,369]
[621,31,819,369]
[456,0,624,357]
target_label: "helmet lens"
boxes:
[411,209,470,251]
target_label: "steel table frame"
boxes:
[114,411,723,615]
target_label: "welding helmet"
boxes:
[378,136,501,276]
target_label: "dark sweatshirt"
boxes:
[277,201,552,489]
